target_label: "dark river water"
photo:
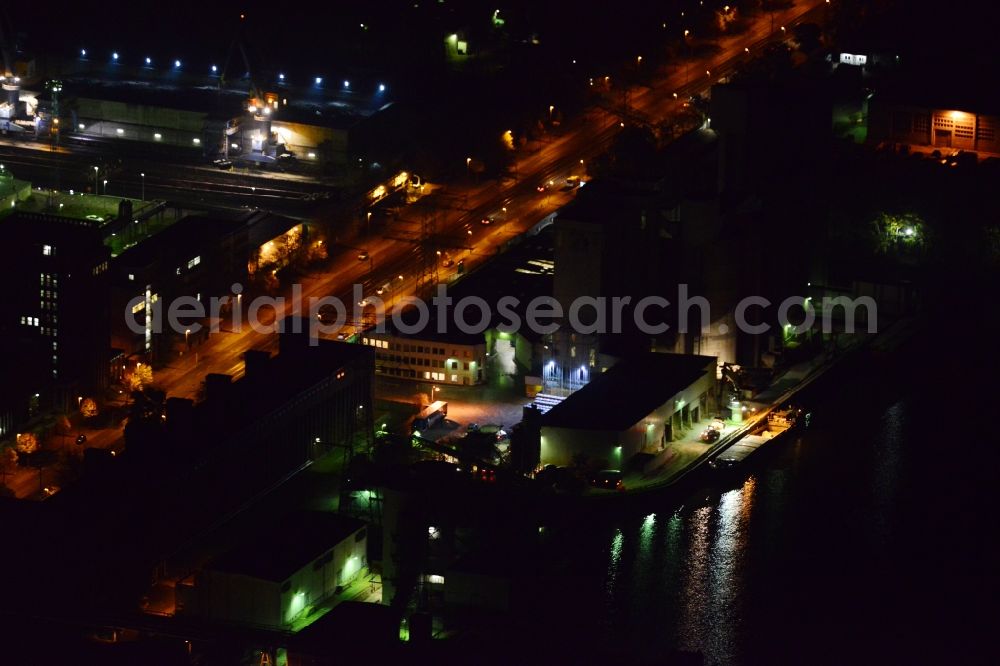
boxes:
[543,329,998,665]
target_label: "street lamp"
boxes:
[366,211,372,235]
[103,179,108,195]
[93,165,98,193]
[140,172,145,201]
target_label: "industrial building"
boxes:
[538,352,717,469]
[37,77,369,166]
[176,512,368,630]
[111,209,309,359]
[362,318,487,386]
[0,211,112,414]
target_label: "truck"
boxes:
[412,400,448,431]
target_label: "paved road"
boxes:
[59,1,830,454]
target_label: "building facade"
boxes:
[1,213,111,411]
[869,104,1000,153]
[362,327,486,385]
[178,512,368,630]
[539,353,717,469]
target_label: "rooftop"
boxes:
[52,76,376,130]
[366,308,487,347]
[448,225,555,342]
[201,328,374,423]
[872,68,1000,116]
[209,511,366,582]
[114,213,242,270]
[541,352,716,431]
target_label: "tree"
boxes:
[1,447,17,482]
[870,212,925,255]
[80,397,98,419]
[127,363,154,392]
[15,432,38,455]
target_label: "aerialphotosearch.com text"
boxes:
[125,283,877,343]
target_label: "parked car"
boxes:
[699,427,721,443]
[357,250,369,261]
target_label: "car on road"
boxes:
[213,159,234,170]
[357,250,369,261]
[317,304,339,324]
[375,282,391,295]
[699,427,721,443]
[358,297,370,307]
[589,469,624,491]
[475,468,497,483]
[75,434,87,446]
[480,216,494,225]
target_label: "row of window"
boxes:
[376,366,461,382]
[363,337,473,358]
[92,261,109,276]
[375,353,471,371]
[22,314,59,330]
[39,273,59,288]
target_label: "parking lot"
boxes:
[374,376,528,441]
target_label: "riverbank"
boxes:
[581,315,920,502]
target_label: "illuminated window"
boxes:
[42,245,53,256]
[131,301,145,314]
[187,256,201,269]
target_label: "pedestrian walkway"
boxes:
[287,568,383,633]
[619,417,740,491]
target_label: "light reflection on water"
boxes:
[606,528,624,596]
[605,477,758,664]
[592,344,987,664]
